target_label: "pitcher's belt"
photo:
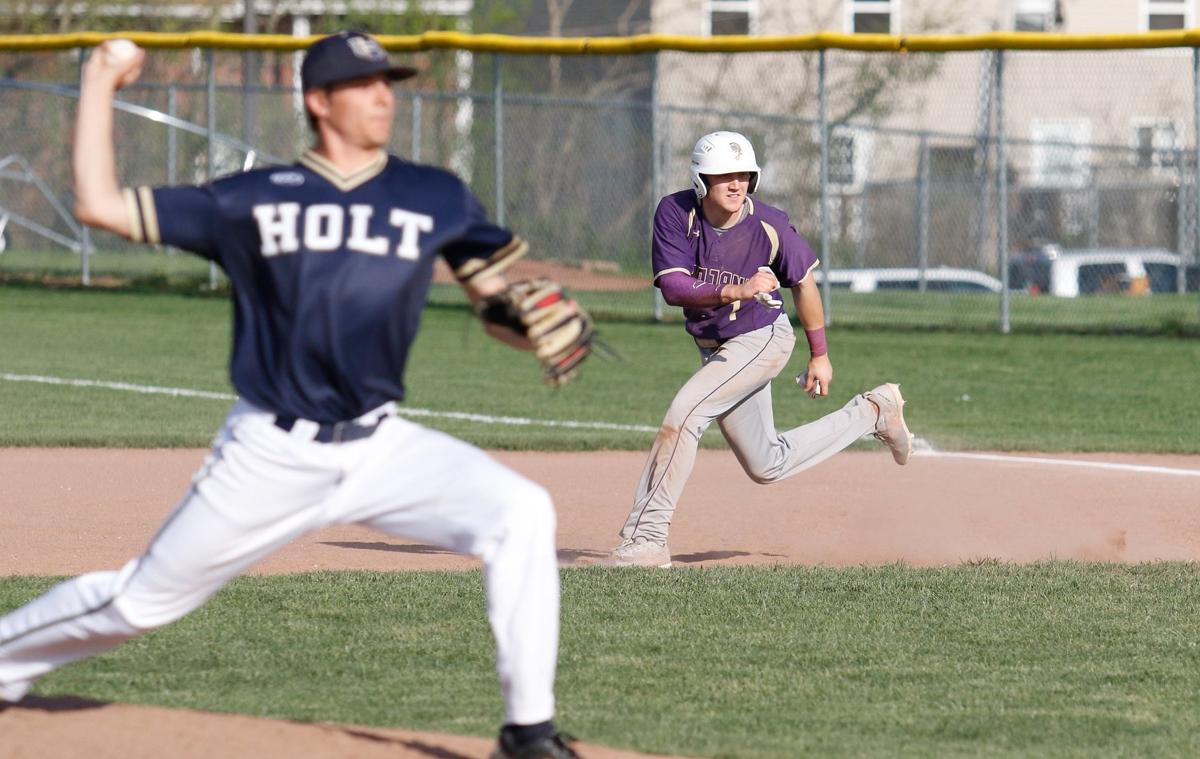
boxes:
[273,403,395,444]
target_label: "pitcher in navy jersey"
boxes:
[0,32,578,759]
[603,131,914,569]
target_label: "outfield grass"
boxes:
[2,564,1198,758]
[2,286,1198,451]
[6,248,1199,333]
[0,247,218,288]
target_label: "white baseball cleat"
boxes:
[601,538,672,568]
[865,383,913,465]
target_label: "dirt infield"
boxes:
[2,446,1198,757]
[3,448,1198,575]
[0,695,685,759]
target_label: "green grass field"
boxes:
[2,283,1200,757]
[2,565,1199,758]
[5,247,1199,333]
[1,285,1198,451]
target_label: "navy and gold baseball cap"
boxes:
[300,31,417,91]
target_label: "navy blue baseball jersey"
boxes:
[125,150,523,423]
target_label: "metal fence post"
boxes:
[77,47,91,286]
[411,93,422,162]
[996,49,1010,334]
[819,49,832,325]
[974,50,994,271]
[292,15,310,150]
[651,51,664,322]
[493,54,505,227]
[1193,47,1200,305]
[242,10,258,151]
[1175,148,1186,292]
[917,134,930,292]
[206,48,218,290]
[1087,170,1099,250]
[856,186,869,267]
[167,85,177,186]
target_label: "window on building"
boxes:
[829,132,856,185]
[847,0,896,34]
[707,0,756,35]
[929,145,977,180]
[1030,119,1091,187]
[1134,120,1180,169]
[825,127,872,188]
[1015,0,1063,31]
[1145,0,1190,30]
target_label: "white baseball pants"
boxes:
[0,400,560,724]
[620,313,878,543]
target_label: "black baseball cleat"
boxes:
[491,723,580,759]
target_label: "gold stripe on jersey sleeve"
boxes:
[138,187,161,245]
[797,258,821,284]
[686,208,696,238]
[299,150,387,191]
[760,220,780,266]
[454,236,529,285]
[654,266,692,280]
[122,188,144,243]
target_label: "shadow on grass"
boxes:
[335,726,475,758]
[672,550,752,564]
[319,541,453,555]
[557,548,609,565]
[6,694,107,712]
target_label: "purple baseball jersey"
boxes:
[652,189,820,340]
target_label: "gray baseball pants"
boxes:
[619,313,877,544]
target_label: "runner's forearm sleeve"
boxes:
[658,271,724,308]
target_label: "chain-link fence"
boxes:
[2,36,1199,334]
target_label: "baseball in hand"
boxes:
[754,266,782,308]
[754,292,783,308]
[104,39,139,64]
[795,371,821,399]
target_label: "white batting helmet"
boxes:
[690,130,761,201]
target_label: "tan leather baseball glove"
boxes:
[475,278,595,388]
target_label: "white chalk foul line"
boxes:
[915,449,1200,478]
[1,373,237,400]
[6,372,1199,476]
[392,406,657,433]
[0,373,658,434]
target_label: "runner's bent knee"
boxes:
[742,465,776,485]
[662,397,715,441]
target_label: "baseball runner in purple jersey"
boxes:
[605,131,913,568]
[0,33,580,759]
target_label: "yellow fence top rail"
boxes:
[3,29,1200,53]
